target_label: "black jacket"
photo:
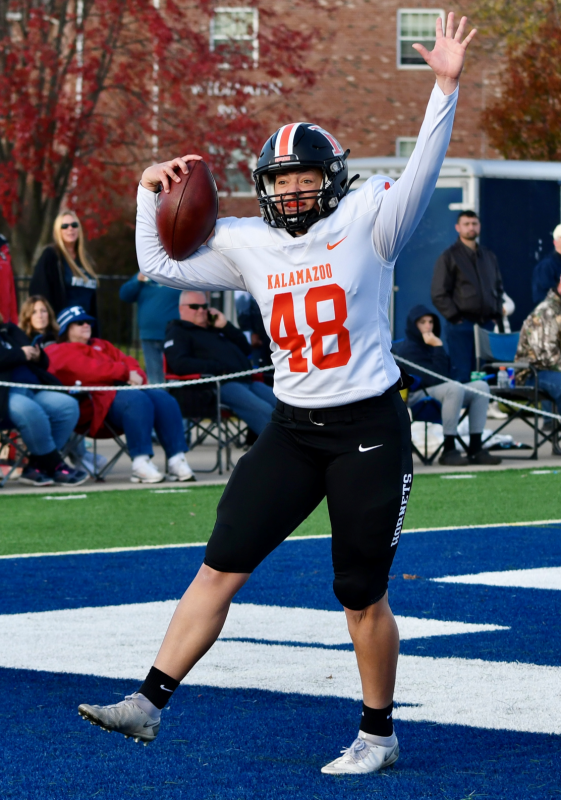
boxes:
[0,323,60,421]
[532,249,561,305]
[29,245,99,320]
[431,238,503,324]
[392,305,451,389]
[164,319,253,380]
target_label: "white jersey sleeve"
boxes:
[135,185,248,292]
[368,83,459,264]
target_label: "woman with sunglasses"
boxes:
[29,210,99,326]
[47,305,195,484]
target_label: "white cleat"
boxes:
[78,693,160,744]
[321,735,399,775]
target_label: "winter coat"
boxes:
[29,245,99,321]
[392,304,451,389]
[119,275,180,341]
[0,322,60,421]
[47,339,147,435]
[431,238,503,324]
[515,289,561,384]
[164,319,252,381]
[0,237,18,325]
[532,250,561,305]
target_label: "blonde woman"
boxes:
[29,210,99,325]
[19,295,59,346]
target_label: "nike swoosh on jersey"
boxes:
[326,237,347,250]
[358,444,383,452]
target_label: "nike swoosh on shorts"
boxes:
[358,444,383,452]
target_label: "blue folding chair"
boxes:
[474,325,558,459]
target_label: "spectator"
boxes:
[393,305,501,466]
[431,210,503,383]
[119,273,180,384]
[19,295,59,346]
[0,235,18,325]
[0,312,87,486]
[47,306,195,484]
[165,290,276,436]
[235,291,272,371]
[29,210,99,325]
[515,273,561,421]
[532,224,561,305]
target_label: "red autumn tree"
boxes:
[481,13,561,161]
[0,0,316,273]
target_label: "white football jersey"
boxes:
[137,84,458,408]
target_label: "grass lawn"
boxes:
[2,468,561,556]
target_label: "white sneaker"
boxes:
[321,734,399,775]
[167,453,196,482]
[487,401,508,420]
[131,455,164,484]
[79,451,109,472]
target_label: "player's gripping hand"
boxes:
[141,155,203,194]
[412,12,476,95]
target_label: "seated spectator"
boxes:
[47,306,195,484]
[532,224,561,305]
[393,305,501,466]
[235,290,272,372]
[516,274,561,417]
[165,291,276,436]
[119,273,180,385]
[19,295,59,346]
[0,312,87,486]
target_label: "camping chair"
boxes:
[62,395,130,481]
[473,325,558,459]
[163,358,247,475]
[0,422,28,487]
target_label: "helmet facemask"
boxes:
[257,167,342,235]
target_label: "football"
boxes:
[156,160,219,260]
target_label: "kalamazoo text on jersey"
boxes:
[267,264,333,289]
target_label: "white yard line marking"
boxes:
[440,475,476,479]
[43,494,87,501]
[2,520,561,560]
[151,489,193,494]
[1,601,555,735]
[434,566,561,591]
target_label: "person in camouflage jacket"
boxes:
[515,284,561,409]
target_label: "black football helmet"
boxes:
[253,122,358,234]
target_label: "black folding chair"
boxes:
[0,421,28,487]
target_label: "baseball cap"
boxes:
[57,306,95,336]
[553,224,561,241]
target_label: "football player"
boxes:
[79,14,476,775]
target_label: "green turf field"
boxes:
[1,468,561,556]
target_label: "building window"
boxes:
[397,9,444,69]
[396,137,418,157]
[210,8,259,67]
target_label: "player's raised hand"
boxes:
[141,155,203,193]
[412,12,476,95]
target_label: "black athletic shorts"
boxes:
[204,383,413,610]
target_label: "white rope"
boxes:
[393,354,561,422]
[0,365,274,392]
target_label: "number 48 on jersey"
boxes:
[269,283,351,373]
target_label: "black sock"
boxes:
[138,666,180,710]
[32,449,63,475]
[468,433,482,456]
[443,435,456,453]
[359,701,394,737]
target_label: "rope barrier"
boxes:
[0,365,274,392]
[393,354,561,422]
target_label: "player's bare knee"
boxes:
[195,563,249,596]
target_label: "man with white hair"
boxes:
[532,223,561,305]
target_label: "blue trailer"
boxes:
[348,158,561,340]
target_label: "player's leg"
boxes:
[321,391,412,774]
[78,417,325,742]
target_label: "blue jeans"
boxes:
[8,388,80,455]
[141,340,165,385]
[220,381,276,435]
[526,371,561,409]
[106,388,187,459]
[445,319,494,384]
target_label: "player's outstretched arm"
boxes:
[141,155,203,194]
[413,12,476,95]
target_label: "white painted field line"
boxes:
[434,566,561,591]
[43,494,87,501]
[440,475,476,480]
[2,519,561,560]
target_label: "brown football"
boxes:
[156,160,219,261]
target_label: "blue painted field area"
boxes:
[1,526,560,799]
